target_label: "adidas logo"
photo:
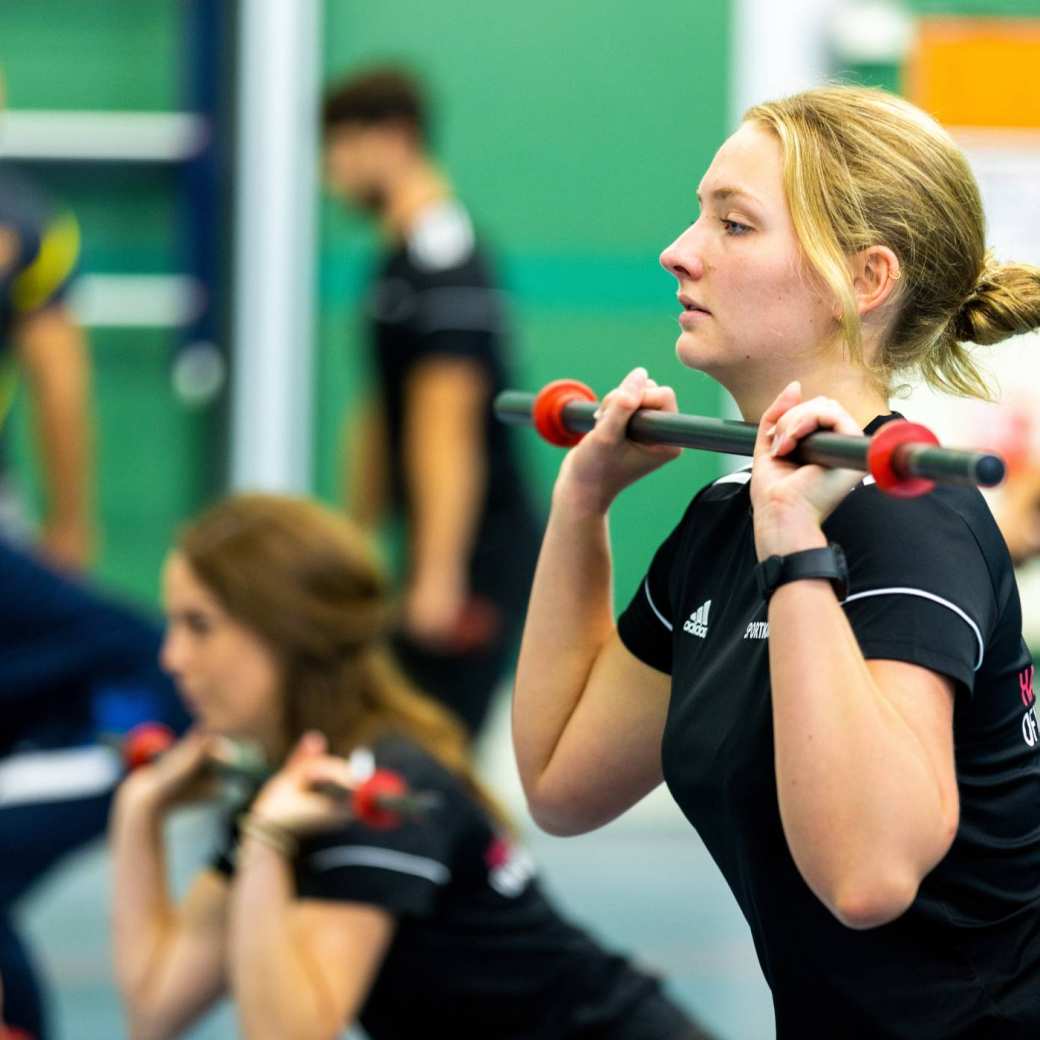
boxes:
[683,600,711,638]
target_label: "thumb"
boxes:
[286,730,328,768]
[756,381,802,453]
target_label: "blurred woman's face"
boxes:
[659,121,838,395]
[160,552,282,747]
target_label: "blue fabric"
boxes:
[0,539,189,1038]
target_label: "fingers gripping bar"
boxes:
[494,379,1006,498]
[117,723,438,829]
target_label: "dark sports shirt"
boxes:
[617,415,1040,1039]
[0,166,80,424]
[212,735,685,1040]
[364,200,538,602]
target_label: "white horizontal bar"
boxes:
[70,274,206,328]
[0,745,120,806]
[1,110,208,162]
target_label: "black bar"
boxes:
[494,390,1005,489]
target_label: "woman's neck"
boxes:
[381,160,452,242]
[723,356,890,430]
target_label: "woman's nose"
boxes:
[159,628,183,676]
[659,223,705,281]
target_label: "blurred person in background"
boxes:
[993,466,1040,568]
[321,67,541,739]
[0,70,187,1040]
[0,539,189,1040]
[0,69,93,571]
[111,493,712,1040]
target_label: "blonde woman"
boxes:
[513,85,1040,1038]
[110,495,710,1040]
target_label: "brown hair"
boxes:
[175,493,507,826]
[322,67,427,142]
[745,85,1040,398]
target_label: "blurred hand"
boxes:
[556,367,681,515]
[994,466,1040,566]
[250,733,358,836]
[750,382,863,559]
[121,728,219,810]
[402,569,468,648]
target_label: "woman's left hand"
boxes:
[250,733,358,836]
[751,382,865,560]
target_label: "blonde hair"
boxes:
[745,85,1040,398]
[176,493,509,828]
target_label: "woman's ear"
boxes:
[850,245,901,318]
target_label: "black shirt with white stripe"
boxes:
[617,414,1040,1039]
[213,735,690,1040]
[365,200,537,605]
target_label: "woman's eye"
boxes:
[722,218,752,236]
[185,613,212,636]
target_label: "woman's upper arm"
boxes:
[866,658,960,839]
[290,901,396,1029]
[130,870,230,1040]
[525,631,671,835]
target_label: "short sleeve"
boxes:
[827,485,998,693]
[616,509,691,675]
[401,260,507,371]
[293,801,459,917]
[12,212,80,316]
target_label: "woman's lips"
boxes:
[678,306,711,327]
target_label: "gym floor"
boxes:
[19,692,775,1040]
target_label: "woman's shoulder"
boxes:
[362,733,487,822]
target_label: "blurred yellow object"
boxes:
[908,18,1040,129]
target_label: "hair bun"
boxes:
[951,254,1040,346]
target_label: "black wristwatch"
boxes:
[755,543,849,604]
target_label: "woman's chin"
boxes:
[675,338,727,377]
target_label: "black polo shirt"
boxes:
[212,735,683,1040]
[364,199,538,604]
[618,415,1040,1039]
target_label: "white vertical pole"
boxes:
[230,0,321,491]
[730,0,835,126]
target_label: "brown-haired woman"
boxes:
[513,84,1040,1038]
[109,493,711,1040]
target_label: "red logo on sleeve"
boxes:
[1019,666,1039,749]
[1019,665,1036,709]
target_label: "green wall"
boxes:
[317,0,732,601]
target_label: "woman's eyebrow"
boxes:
[695,186,763,207]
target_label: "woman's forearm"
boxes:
[512,476,617,796]
[769,581,958,928]
[110,783,176,1004]
[229,839,338,1040]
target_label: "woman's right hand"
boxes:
[120,729,219,811]
[556,367,681,514]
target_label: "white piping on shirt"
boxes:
[643,578,673,632]
[841,587,985,671]
[713,469,752,486]
[309,846,451,885]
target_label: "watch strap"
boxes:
[755,544,849,603]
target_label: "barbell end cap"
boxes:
[976,454,1006,489]
[531,379,597,447]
